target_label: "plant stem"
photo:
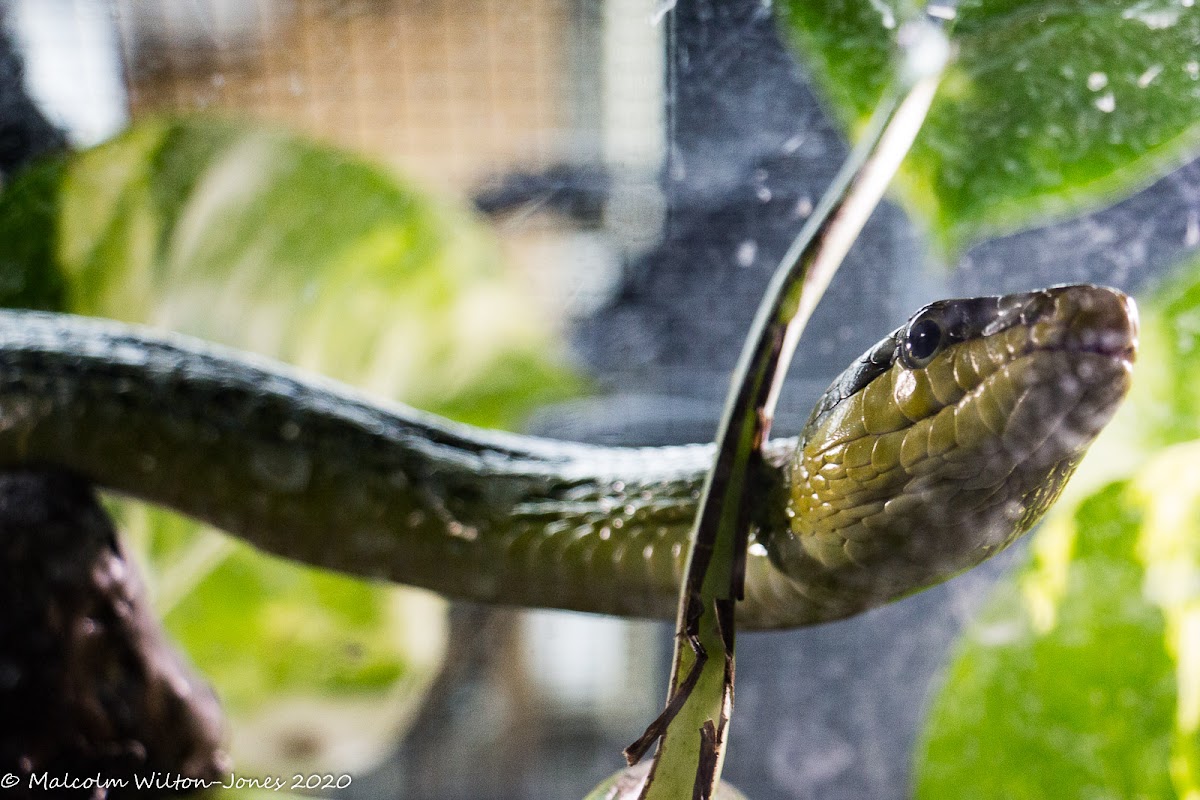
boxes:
[632,15,953,800]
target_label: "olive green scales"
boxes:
[0,284,1136,628]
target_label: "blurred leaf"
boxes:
[50,117,577,426]
[915,481,1177,798]
[0,156,68,309]
[1129,271,1200,449]
[0,117,578,772]
[915,256,1200,797]
[779,0,1200,250]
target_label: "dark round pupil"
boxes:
[906,318,942,361]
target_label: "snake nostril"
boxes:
[1018,291,1056,326]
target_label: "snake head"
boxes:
[775,284,1137,617]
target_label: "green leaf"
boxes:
[779,1,1200,249]
[915,481,1178,798]
[915,256,1200,797]
[0,156,69,310]
[0,117,577,772]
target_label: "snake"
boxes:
[0,283,1136,629]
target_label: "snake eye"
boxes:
[902,316,944,368]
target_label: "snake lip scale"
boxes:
[0,284,1136,629]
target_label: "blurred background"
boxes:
[3,1,1200,798]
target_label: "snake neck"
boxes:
[0,311,837,627]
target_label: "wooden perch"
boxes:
[0,469,227,797]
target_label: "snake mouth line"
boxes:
[1048,337,1137,366]
[1031,285,1139,365]
[1053,320,1138,362]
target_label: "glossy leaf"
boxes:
[780,0,1200,249]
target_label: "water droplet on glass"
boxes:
[1138,64,1163,88]
[866,0,895,29]
[1120,2,1181,29]
[736,240,757,267]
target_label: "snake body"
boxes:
[0,285,1136,628]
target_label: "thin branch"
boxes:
[624,633,707,765]
[634,14,953,800]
